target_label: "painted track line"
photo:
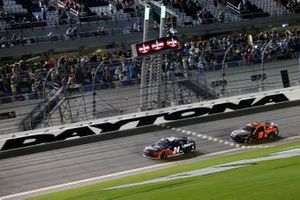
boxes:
[158,124,270,149]
[2,125,283,199]
[0,163,171,200]
[0,148,244,200]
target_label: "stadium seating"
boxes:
[14,0,41,13]
[252,0,290,16]
[2,0,47,29]
[277,0,300,13]
[0,98,42,134]
[0,0,297,31]
[226,0,270,18]
[198,0,241,23]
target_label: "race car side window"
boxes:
[171,140,179,148]
[179,140,186,145]
[256,126,264,132]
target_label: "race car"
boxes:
[230,122,279,144]
[143,137,196,159]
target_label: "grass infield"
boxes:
[28,141,300,200]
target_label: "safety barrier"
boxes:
[1,86,300,158]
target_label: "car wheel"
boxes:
[245,138,253,144]
[160,152,167,159]
[184,147,191,154]
[270,129,279,139]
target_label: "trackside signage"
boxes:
[0,88,300,151]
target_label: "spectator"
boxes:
[65,26,78,39]
[41,7,47,21]
[217,11,225,23]
[47,31,56,41]
[65,27,73,39]
[10,71,18,96]
[153,20,159,30]
[67,71,77,87]
[1,27,300,102]
[97,26,107,36]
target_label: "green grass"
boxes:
[29,141,300,200]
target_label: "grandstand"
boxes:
[0,0,298,52]
[0,0,300,135]
[0,0,136,29]
[0,0,298,30]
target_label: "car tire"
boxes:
[245,138,253,144]
[270,129,279,139]
[184,147,191,154]
[160,152,167,159]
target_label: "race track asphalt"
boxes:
[0,105,300,199]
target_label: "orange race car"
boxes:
[230,122,279,144]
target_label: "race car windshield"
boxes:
[156,139,170,148]
[242,126,255,132]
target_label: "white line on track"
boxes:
[2,125,286,199]
[157,124,270,149]
[284,135,300,140]
[0,163,171,200]
[0,148,243,200]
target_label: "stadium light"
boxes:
[161,5,166,19]
[143,6,151,41]
[145,6,150,21]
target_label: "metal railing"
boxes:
[0,4,297,35]
[1,51,299,105]
[19,87,64,131]
[2,15,299,51]
[27,60,300,127]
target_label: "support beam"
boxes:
[159,4,166,38]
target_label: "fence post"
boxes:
[298,52,300,85]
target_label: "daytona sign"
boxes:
[0,93,292,151]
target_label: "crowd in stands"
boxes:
[1,27,300,102]
[57,0,138,24]
[157,28,300,78]
[181,28,300,72]
[0,9,45,29]
[163,0,216,24]
[57,0,96,23]
[0,0,56,29]
[0,0,298,32]
[276,0,300,13]
[0,33,26,47]
[0,15,145,48]
[0,0,140,30]
[4,0,298,48]
[226,0,269,18]
[0,49,140,102]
